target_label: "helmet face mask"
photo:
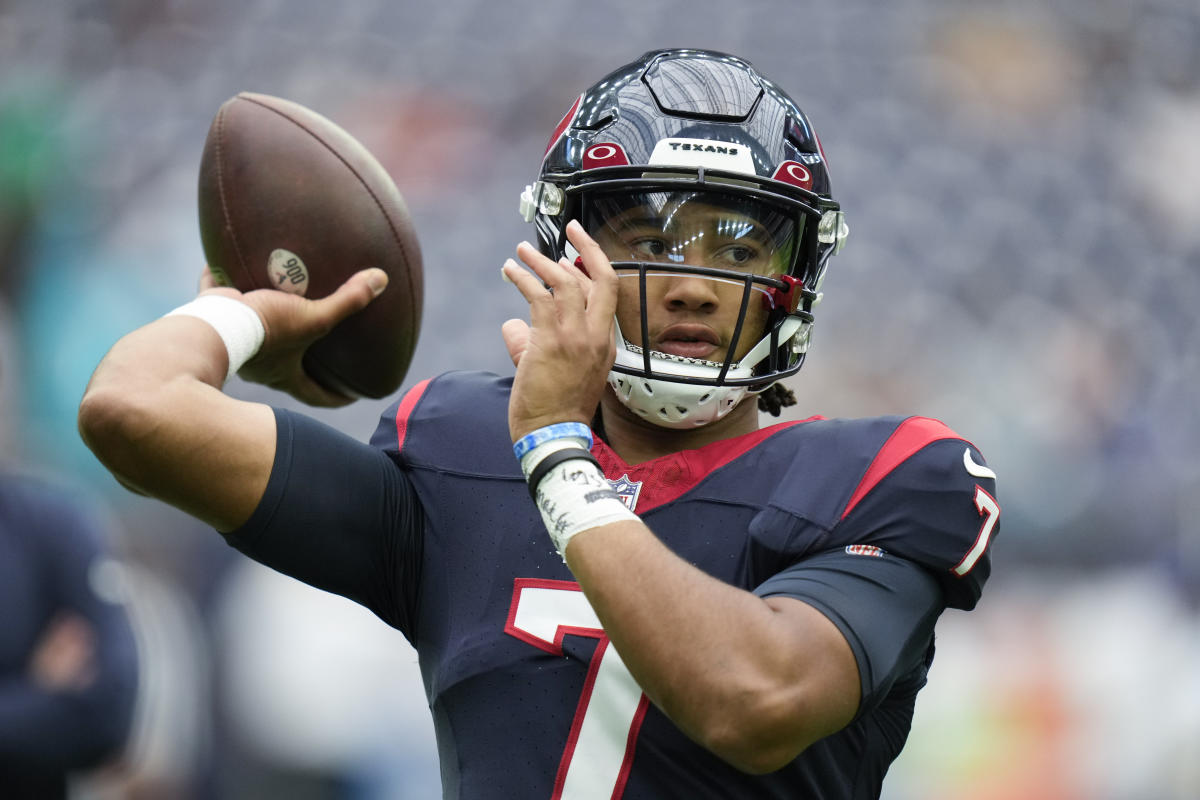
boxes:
[522,49,848,429]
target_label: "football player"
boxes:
[79,49,1000,798]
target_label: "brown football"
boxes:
[197,92,422,399]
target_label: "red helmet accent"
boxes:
[543,94,582,157]
[771,161,813,191]
[762,274,806,313]
[583,143,631,169]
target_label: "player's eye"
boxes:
[631,237,669,259]
[714,243,761,269]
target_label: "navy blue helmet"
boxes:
[521,49,848,427]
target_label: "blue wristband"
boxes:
[512,422,594,461]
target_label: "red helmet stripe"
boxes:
[813,131,831,177]
[544,94,583,157]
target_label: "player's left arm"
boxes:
[568,436,998,773]
[501,223,871,773]
[563,522,864,773]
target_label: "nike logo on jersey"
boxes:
[963,448,996,480]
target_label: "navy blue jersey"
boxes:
[0,474,139,797]
[228,370,999,799]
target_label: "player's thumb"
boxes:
[317,268,388,323]
[501,318,529,366]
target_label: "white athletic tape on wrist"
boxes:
[519,436,593,482]
[165,295,265,383]
[534,455,639,559]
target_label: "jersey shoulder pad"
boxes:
[763,415,917,525]
[369,370,517,477]
[834,419,999,610]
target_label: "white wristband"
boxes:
[534,456,639,559]
[165,295,265,382]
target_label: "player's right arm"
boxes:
[77,267,387,532]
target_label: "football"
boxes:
[197,92,423,399]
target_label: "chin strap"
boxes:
[607,368,749,429]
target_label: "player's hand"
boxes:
[29,613,96,691]
[196,264,388,407]
[501,220,618,440]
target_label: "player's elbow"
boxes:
[695,596,862,773]
[79,385,130,454]
[705,739,796,775]
[699,707,818,774]
[78,384,159,484]
[696,678,853,774]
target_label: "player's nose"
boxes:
[660,272,720,312]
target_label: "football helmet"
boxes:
[520,48,847,428]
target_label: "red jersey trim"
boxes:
[393,378,432,454]
[839,416,962,521]
[592,417,823,514]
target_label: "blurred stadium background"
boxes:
[1,0,1197,797]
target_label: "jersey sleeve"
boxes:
[224,408,425,643]
[753,549,943,719]
[836,436,1000,611]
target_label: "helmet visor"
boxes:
[581,189,799,278]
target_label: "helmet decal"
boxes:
[582,143,630,169]
[647,138,756,175]
[771,162,814,191]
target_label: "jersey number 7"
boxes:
[505,578,651,800]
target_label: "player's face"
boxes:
[585,191,796,363]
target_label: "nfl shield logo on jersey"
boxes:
[607,474,643,511]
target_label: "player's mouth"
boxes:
[654,324,722,359]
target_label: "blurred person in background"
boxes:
[0,463,139,798]
[0,86,140,799]
[77,49,1000,798]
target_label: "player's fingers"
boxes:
[311,268,387,326]
[279,370,356,408]
[500,318,530,367]
[502,258,557,326]
[565,221,618,321]
[516,240,586,308]
[199,265,219,292]
[559,256,612,329]
[558,257,594,298]
[197,267,245,301]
